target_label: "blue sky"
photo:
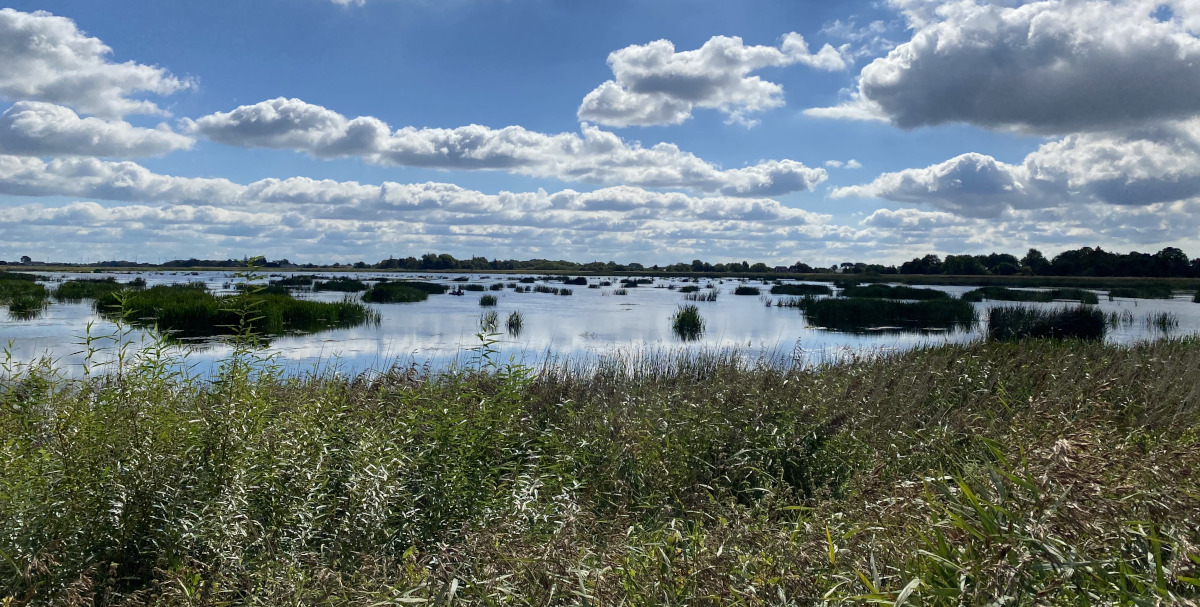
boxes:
[0,0,1195,265]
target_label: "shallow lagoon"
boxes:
[3,270,1199,376]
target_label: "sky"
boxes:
[0,0,1197,266]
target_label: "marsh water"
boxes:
[4,270,1199,377]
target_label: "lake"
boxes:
[3,270,1198,377]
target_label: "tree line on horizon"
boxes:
[6,246,1199,278]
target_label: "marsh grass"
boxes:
[683,289,718,302]
[1,335,1197,605]
[363,282,430,303]
[313,277,368,292]
[987,305,1106,340]
[270,275,315,288]
[840,284,948,300]
[479,310,499,332]
[53,278,144,303]
[799,296,976,331]
[1109,285,1176,299]
[612,288,629,296]
[505,310,523,336]
[1105,309,1136,328]
[771,283,832,296]
[733,285,761,296]
[0,276,49,319]
[670,303,705,340]
[963,286,1100,304]
[479,294,498,306]
[102,284,380,339]
[1146,311,1180,332]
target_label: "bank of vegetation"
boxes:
[0,335,1197,605]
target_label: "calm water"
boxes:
[3,271,1199,377]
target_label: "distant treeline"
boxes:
[6,246,1199,278]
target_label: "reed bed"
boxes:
[0,275,49,319]
[478,310,499,332]
[1109,285,1176,299]
[362,282,429,303]
[270,275,315,288]
[962,286,1100,304]
[987,305,1106,340]
[1146,311,1181,332]
[798,296,976,331]
[1,337,1197,605]
[840,284,948,299]
[683,289,718,302]
[669,304,705,341]
[102,284,379,339]
[770,283,833,296]
[53,278,145,303]
[505,310,523,336]
[312,277,367,292]
[733,285,761,296]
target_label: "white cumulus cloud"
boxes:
[0,9,191,118]
[186,97,828,196]
[578,33,846,128]
[0,101,193,157]
[807,0,1200,133]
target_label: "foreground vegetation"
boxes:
[1,336,1197,605]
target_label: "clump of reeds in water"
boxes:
[775,297,804,308]
[799,296,977,332]
[270,275,315,288]
[505,310,523,336]
[558,288,573,296]
[1108,285,1175,300]
[518,277,536,284]
[479,294,498,307]
[488,283,505,291]
[313,277,367,292]
[683,289,718,302]
[533,285,562,295]
[363,282,430,303]
[987,305,1105,340]
[103,283,379,340]
[840,284,948,300]
[1105,309,1135,328]
[770,283,832,296]
[53,277,143,302]
[462,284,486,292]
[733,286,760,296]
[962,286,1099,304]
[479,310,499,332]
[678,285,700,293]
[670,304,705,341]
[612,288,629,296]
[1145,311,1180,332]
[0,274,50,320]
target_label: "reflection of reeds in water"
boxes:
[670,304,705,341]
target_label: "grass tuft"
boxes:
[670,304,705,340]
